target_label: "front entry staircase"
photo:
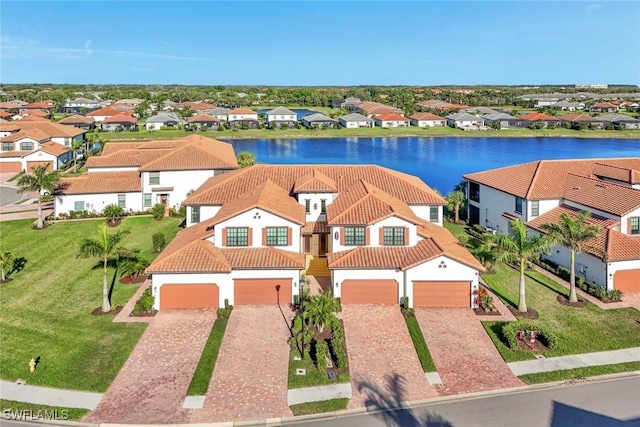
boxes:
[305,256,330,277]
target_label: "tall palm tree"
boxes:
[70,139,84,172]
[494,220,552,312]
[77,224,132,313]
[446,190,466,223]
[17,165,60,229]
[541,211,601,303]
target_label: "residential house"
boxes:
[146,163,483,310]
[205,107,231,122]
[409,112,446,127]
[227,108,259,128]
[556,113,605,129]
[338,113,374,128]
[589,102,618,113]
[0,127,73,172]
[87,107,132,122]
[417,100,469,111]
[339,97,362,108]
[57,115,96,130]
[463,158,640,292]
[0,112,12,120]
[520,112,564,129]
[63,98,100,113]
[0,119,86,147]
[100,114,138,132]
[550,101,584,111]
[599,113,640,130]
[265,107,298,129]
[463,107,500,116]
[0,102,22,114]
[301,113,338,129]
[187,113,220,131]
[445,112,484,129]
[54,135,238,217]
[351,101,403,117]
[481,112,526,129]
[22,101,55,114]
[145,113,184,130]
[374,112,410,128]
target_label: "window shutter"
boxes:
[340,227,345,245]
[262,228,267,245]
[379,228,384,246]
[629,218,633,234]
[287,227,292,246]
[404,227,409,245]
[222,228,227,246]
[365,228,370,245]
[247,228,253,247]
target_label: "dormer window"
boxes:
[227,227,249,246]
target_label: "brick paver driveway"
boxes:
[343,305,438,409]
[415,308,523,395]
[85,309,216,424]
[190,305,293,423]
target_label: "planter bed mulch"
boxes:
[0,278,14,284]
[556,294,588,308]
[119,275,148,284]
[506,305,539,320]
[515,338,550,352]
[474,307,502,316]
[91,305,124,316]
[129,310,157,318]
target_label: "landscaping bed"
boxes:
[187,312,229,396]
[290,398,349,416]
[402,308,436,372]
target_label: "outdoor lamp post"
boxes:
[300,278,305,359]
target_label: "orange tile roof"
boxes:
[416,220,486,270]
[24,101,55,110]
[0,120,86,138]
[184,164,444,207]
[563,174,640,216]
[355,101,402,115]
[409,112,445,121]
[301,221,329,235]
[464,158,640,200]
[38,142,70,157]
[592,102,617,109]
[0,150,30,158]
[221,247,305,269]
[520,112,562,121]
[526,205,618,232]
[58,115,95,125]
[187,113,219,123]
[58,172,141,195]
[376,112,409,122]
[293,169,338,193]
[556,113,601,123]
[102,113,137,124]
[87,107,133,118]
[0,102,21,110]
[228,108,257,115]
[0,111,11,118]
[592,162,640,185]
[0,128,51,142]
[209,179,306,226]
[148,240,232,273]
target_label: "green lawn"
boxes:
[187,318,228,395]
[290,398,350,416]
[519,362,640,384]
[288,345,350,389]
[404,314,436,372]
[482,264,640,362]
[0,217,182,391]
[0,399,89,421]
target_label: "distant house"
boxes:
[339,97,362,108]
[187,113,220,131]
[87,107,131,122]
[22,101,55,113]
[418,100,469,111]
[409,112,446,127]
[265,107,298,129]
[463,107,500,116]
[481,112,525,129]
[145,113,184,130]
[599,113,640,130]
[338,113,374,128]
[550,101,584,111]
[58,115,96,130]
[101,114,138,132]
[205,107,231,122]
[227,108,259,128]
[63,98,100,113]
[352,101,403,117]
[520,112,564,128]
[301,113,338,129]
[590,102,618,113]
[374,112,410,128]
[556,113,605,129]
[445,112,484,129]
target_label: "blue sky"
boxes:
[1,1,638,85]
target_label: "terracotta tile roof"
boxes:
[416,220,486,271]
[593,162,640,185]
[221,247,305,269]
[464,158,640,200]
[0,102,20,110]
[147,240,231,273]
[0,111,11,118]
[184,164,444,207]
[0,123,21,132]
[58,115,95,125]
[58,171,141,195]
[0,150,30,158]
[87,107,133,118]
[38,142,70,157]
[520,112,562,121]
[592,102,617,109]
[0,120,85,138]
[187,113,220,123]
[302,221,329,235]
[24,101,55,110]
[148,220,217,268]
[0,128,51,142]
[102,114,137,124]
[228,108,257,115]
[327,180,423,226]
[209,179,306,226]
[526,205,618,233]
[409,112,445,121]
[605,231,640,262]
[376,112,409,122]
[293,170,338,193]
[86,149,169,168]
[355,101,402,115]
[563,174,640,216]
[329,246,412,269]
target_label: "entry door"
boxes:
[312,234,319,256]
[319,234,328,256]
[157,193,169,207]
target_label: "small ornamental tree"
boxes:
[0,252,15,282]
[103,204,125,226]
[152,233,166,252]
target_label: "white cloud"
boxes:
[586,3,602,13]
[84,39,93,55]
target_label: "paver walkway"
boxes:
[342,305,438,409]
[415,308,524,395]
[190,305,293,423]
[85,309,216,424]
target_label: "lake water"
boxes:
[227,136,640,194]
[256,108,319,120]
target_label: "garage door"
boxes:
[341,279,398,304]
[413,281,470,307]
[159,283,219,309]
[26,161,53,172]
[0,162,22,173]
[234,278,292,305]
[614,270,640,293]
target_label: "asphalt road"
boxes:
[0,185,21,207]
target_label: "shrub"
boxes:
[132,288,155,315]
[169,206,186,217]
[152,233,166,252]
[315,339,329,372]
[152,203,166,220]
[502,321,558,350]
[103,204,125,224]
[329,316,348,369]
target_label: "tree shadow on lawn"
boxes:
[525,271,571,298]
[7,256,27,278]
[483,281,518,309]
[356,373,453,427]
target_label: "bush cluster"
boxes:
[314,339,330,372]
[329,316,348,369]
[152,233,166,252]
[502,320,558,350]
[132,288,155,315]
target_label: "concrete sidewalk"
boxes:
[508,347,640,376]
[0,380,102,409]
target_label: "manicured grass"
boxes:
[290,398,350,416]
[288,345,350,389]
[0,399,89,421]
[519,362,640,384]
[0,217,182,391]
[186,318,228,396]
[443,221,469,241]
[403,314,436,372]
[482,264,640,363]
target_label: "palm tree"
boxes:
[119,256,150,282]
[17,165,60,229]
[494,220,552,312]
[70,139,84,172]
[541,211,601,303]
[305,292,337,333]
[471,233,498,273]
[0,252,15,282]
[103,204,125,226]
[446,190,466,223]
[77,224,132,313]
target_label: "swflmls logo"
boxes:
[3,408,70,420]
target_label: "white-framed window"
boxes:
[143,193,152,207]
[149,172,160,185]
[530,201,539,217]
[74,201,84,211]
[429,206,439,222]
[117,194,126,208]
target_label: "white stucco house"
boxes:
[446,112,485,129]
[54,135,238,217]
[145,112,184,130]
[464,158,640,293]
[338,113,374,128]
[409,112,446,127]
[374,113,410,128]
[227,108,259,128]
[265,106,298,129]
[146,164,484,310]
